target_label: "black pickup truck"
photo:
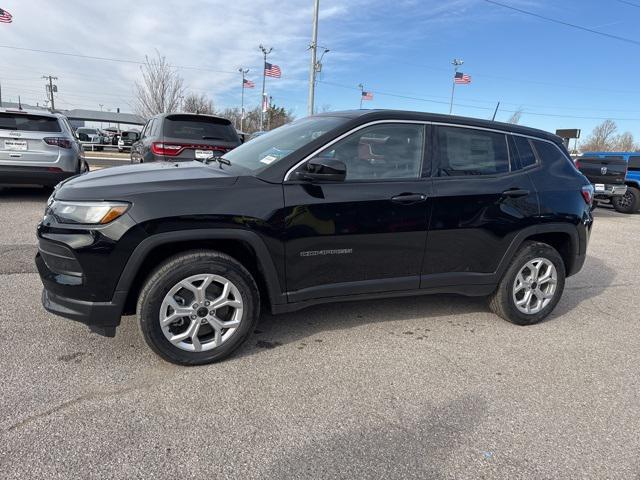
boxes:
[574,156,629,212]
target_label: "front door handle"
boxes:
[501,188,530,198]
[391,193,428,204]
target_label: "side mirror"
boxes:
[296,158,346,182]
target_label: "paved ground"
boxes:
[0,187,638,479]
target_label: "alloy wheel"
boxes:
[512,258,558,315]
[159,273,244,352]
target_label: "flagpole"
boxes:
[239,68,249,132]
[358,83,364,109]
[449,58,463,115]
[259,45,272,131]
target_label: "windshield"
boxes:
[222,116,347,172]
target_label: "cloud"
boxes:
[0,0,540,114]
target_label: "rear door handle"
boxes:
[501,188,530,198]
[391,193,428,204]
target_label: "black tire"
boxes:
[77,159,89,174]
[489,241,566,326]
[137,250,260,365]
[612,186,640,214]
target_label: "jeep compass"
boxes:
[36,110,594,365]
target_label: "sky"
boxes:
[1,0,640,140]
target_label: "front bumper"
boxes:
[41,288,126,337]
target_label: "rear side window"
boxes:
[163,115,238,142]
[512,135,537,168]
[0,113,61,132]
[436,126,509,176]
[628,156,640,171]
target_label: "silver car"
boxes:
[0,108,86,187]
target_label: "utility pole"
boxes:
[307,0,320,116]
[239,68,249,132]
[448,59,463,115]
[42,75,58,111]
[259,44,273,131]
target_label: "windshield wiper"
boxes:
[204,156,231,166]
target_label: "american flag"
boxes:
[243,78,255,88]
[454,72,471,84]
[361,91,373,101]
[264,62,281,78]
[0,8,13,23]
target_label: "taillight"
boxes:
[581,184,594,204]
[44,137,73,149]
[574,159,580,169]
[151,142,183,156]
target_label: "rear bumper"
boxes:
[41,288,126,337]
[594,184,627,198]
[0,165,75,186]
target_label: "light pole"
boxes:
[307,0,320,116]
[259,44,273,131]
[239,68,249,132]
[449,59,463,115]
[99,104,104,129]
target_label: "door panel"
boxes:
[284,180,432,300]
[283,122,432,301]
[422,127,538,283]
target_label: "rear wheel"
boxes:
[137,250,260,365]
[489,241,565,325]
[612,186,640,214]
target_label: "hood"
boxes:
[56,161,238,201]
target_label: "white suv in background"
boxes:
[0,108,87,187]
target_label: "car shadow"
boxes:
[0,186,51,200]
[236,254,616,359]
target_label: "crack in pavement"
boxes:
[4,383,153,433]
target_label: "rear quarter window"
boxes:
[0,113,62,132]
[531,140,568,165]
[163,115,239,143]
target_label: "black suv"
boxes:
[36,110,594,365]
[131,113,241,163]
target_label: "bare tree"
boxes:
[613,131,636,151]
[216,105,294,133]
[135,52,185,119]
[183,93,214,115]
[507,108,523,125]
[580,120,619,152]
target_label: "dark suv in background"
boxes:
[131,113,241,163]
[37,110,593,365]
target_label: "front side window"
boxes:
[436,126,509,176]
[309,123,425,181]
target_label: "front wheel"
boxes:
[489,241,566,326]
[612,186,640,214]
[137,250,260,365]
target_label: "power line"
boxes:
[483,0,640,46]
[317,79,640,121]
[0,44,242,75]
[615,0,640,8]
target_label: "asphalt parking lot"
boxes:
[0,187,638,479]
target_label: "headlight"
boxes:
[49,201,130,225]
